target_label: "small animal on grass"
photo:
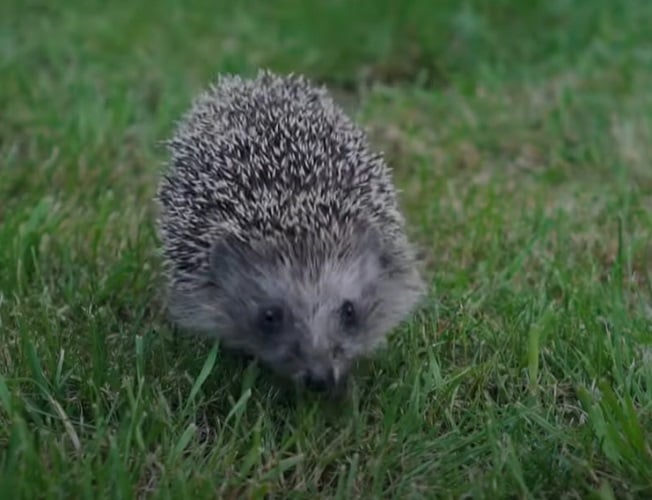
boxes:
[156,70,425,394]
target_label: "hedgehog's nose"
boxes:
[303,368,335,392]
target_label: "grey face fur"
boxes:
[167,224,423,392]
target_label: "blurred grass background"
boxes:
[1,0,652,497]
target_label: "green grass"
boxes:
[2,0,652,497]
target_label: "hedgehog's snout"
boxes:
[303,366,336,392]
[293,340,349,393]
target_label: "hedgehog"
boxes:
[156,70,425,393]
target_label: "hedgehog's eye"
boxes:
[339,300,357,330]
[257,305,284,335]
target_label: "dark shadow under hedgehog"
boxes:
[155,70,425,394]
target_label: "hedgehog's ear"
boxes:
[208,236,254,286]
[353,222,393,271]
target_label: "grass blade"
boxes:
[184,342,219,411]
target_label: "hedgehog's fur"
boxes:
[156,70,425,393]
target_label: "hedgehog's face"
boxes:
[171,225,423,394]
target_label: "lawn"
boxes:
[1,0,652,497]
